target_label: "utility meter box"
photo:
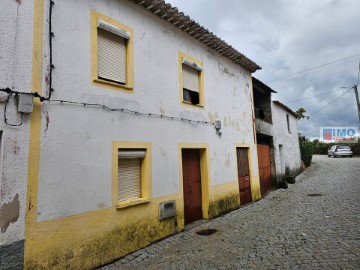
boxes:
[18,94,33,113]
[159,200,176,220]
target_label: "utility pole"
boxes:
[354,85,360,124]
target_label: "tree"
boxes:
[295,107,309,120]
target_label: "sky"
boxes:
[166,0,360,139]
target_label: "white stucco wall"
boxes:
[35,0,258,222]
[272,102,301,177]
[0,1,33,245]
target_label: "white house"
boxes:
[0,0,263,269]
[272,100,302,180]
[253,78,302,193]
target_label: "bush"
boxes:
[299,140,314,167]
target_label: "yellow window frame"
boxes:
[112,141,152,209]
[178,51,205,108]
[91,10,134,92]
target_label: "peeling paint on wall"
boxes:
[0,194,20,233]
[217,62,235,77]
[207,112,218,123]
[45,110,50,132]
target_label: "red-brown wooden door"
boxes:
[182,149,202,224]
[257,144,272,194]
[236,148,252,205]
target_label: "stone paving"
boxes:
[100,155,360,270]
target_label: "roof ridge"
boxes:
[128,0,261,73]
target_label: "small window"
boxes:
[286,114,291,133]
[113,142,151,209]
[91,10,134,91]
[179,52,204,107]
[118,150,145,202]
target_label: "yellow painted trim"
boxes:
[112,141,152,207]
[90,10,134,92]
[178,51,205,108]
[209,180,239,200]
[234,143,261,204]
[26,0,44,232]
[24,0,45,268]
[24,193,184,269]
[116,198,150,209]
[178,143,210,220]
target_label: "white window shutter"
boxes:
[97,28,126,84]
[118,158,141,202]
[182,64,199,92]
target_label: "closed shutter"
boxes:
[118,158,141,201]
[182,64,199,92]
[97,28,126,84]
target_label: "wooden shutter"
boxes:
[118,158,141,201]
[182,64,199,92]
[97,28,126,84]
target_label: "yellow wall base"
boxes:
[25,195,183,270]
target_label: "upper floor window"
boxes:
[91,10,134,91]
[178,52,204,107]
[286,114,291,133]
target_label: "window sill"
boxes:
[181,100,204,108]
[93,78,133,91]
[116,198,150,209]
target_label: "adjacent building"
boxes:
[253,77,302,192]
[0,0,267,269]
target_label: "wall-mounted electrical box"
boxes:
[215,120,221,130]
[18,94,33,113]
[159,200,176,220]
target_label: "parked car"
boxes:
[328,145,353,158]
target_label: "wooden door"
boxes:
[182,149,202,224]
[236,148,252,205]
[257,144,272,194]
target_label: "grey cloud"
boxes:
[166,0,360,138]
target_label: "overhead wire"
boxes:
[286,89,347,103]
[267,53,360,83]
[0,88,214,126]
[298,87,353,122]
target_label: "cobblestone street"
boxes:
[101,155,360,270]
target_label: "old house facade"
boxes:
[0,0,265,269]
[272,100,302,180]
[253,77,302,192]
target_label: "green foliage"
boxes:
[299,140,314,167]
[295,108,309,120]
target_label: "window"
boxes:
[286,114,291,133]
[91,10,134,91]
[112,142,151,208]
[179,52,204,107]
[118,150,145,202]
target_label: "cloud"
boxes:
[166,0,360,137]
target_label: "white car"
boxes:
[328,145,353,158]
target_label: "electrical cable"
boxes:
[0,88,214,126]
[298,87,353,122]
[47,99,214,125]
[267,53,360,83]
[4,93,22,126]
[286,89,346,103]
[46,0,55,100]
[357,60,360,87]
[274,67,357,90]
